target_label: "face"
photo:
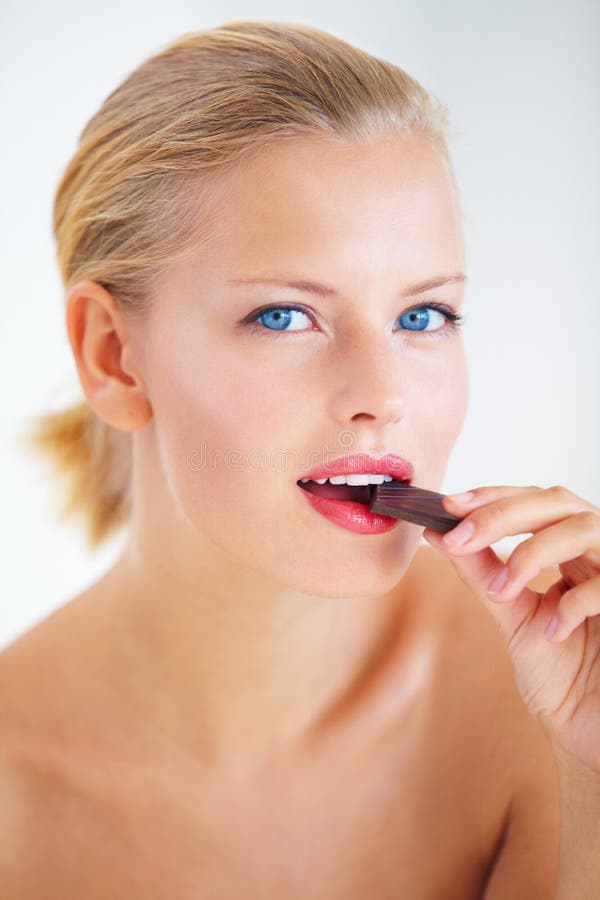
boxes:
[129,132,469,599]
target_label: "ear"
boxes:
[65,280,153,431]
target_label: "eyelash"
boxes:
[242,302,466,339]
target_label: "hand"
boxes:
[421,484,600,774]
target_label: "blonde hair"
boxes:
[21,20,459,551]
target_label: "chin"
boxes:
[278,549,417,600]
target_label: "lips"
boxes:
[296,452,414,507]
[298,452,414,484]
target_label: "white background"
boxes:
[1,0,598,649]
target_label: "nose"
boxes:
[328,333,407,427]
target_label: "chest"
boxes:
[13,714,502,900]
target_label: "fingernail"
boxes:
[544,616,559,639]
[446,491,475,504]
[444,520,475,547]
[487,566,509,595]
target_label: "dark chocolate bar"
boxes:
[369,482,463,533]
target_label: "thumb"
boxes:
[421,527,540,643]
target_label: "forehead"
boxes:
[205,133,462,265]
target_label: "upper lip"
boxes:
[298,452,414,482]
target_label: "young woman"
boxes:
[3,21,600,898]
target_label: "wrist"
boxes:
[549,739,600,785]
[549,740,600,899]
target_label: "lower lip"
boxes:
[297,484,400,535]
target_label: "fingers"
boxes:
[426,485,600,647]
[479,510,600,605]
[445,484,542,508]
[442,485,592,555]
[545,573,600,643]
[436,485,600,648]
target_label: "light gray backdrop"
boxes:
[1,0,598,649]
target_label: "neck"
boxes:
[89,537,422,773]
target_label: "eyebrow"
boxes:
[227,273,467,298]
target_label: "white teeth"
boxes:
[300,473,396,485]
[345,474,384,486]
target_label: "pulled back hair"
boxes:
[21,20,459,551]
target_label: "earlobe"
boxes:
[65,280,153,432]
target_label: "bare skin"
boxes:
[1,133,560,895]
[0,547,559,899]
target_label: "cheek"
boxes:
[144,331,300,521]
[145,336,317,577]
[150,328,288,446]
[408,348,469,450]
[433,364,468,436]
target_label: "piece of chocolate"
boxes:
[369,482,463,533]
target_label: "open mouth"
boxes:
[296,478,410,505]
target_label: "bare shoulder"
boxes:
[0,662,42,898]
[0,595,103,896]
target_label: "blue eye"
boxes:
[244,303,465,336]
[399,307,447,332]
[253,307,311,332]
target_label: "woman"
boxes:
[4,21,599,898]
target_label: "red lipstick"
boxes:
[296,452,414,535]
[298,452,414,483]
